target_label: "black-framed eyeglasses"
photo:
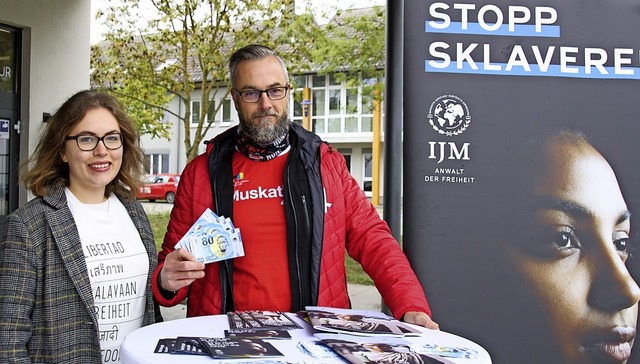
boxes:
[234,84,290,103]
[66,132,124,151]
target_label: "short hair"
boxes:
[228,44,289,89]
[20,90,146,199]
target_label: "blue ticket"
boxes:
[174,208,244,264]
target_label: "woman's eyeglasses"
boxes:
[66,132,124,151]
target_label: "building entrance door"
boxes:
[0,25,21,230]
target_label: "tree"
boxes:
[91,0,319,162]
[310,5,386,101]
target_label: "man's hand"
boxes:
[403,311,440,330]
[159,248,206,292]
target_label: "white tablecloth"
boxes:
[121,313,492,363]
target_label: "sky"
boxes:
[90,0,386,44]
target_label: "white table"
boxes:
[121,314,491,363]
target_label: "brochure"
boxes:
[305,306,421,337]
[225,328,292,340]
[314,334,456,364]
[296,340,342,360]
[227,310,302,331]
[155,336,284,359]
[153,337,208,356]
[409,343,480,360]
[196,337,284,359]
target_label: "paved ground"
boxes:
[142,202,385,320]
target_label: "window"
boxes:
[313,118,325,134]
[328,117,341,133]
[338,148,352,173]
[346,88,358,114]
[362,92,373,114]
[289,72,382,134]
[293,89,303,118]
[362,148,372,193]
[345,117,358,132]
[362,117,373,132]
[312,88,326,133]
[221,99,232,124]
[194,99,227,125]
[145,153,170,174]
[0,28,17,93]
[298,72,381,134]
[190,100,200,125]
[206,100,215,125]
[328,89,341,115]
[312,74,326,87]
[291,75,307,89]
[312,90,325,116]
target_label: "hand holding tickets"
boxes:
[174,208,244,264]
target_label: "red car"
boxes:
[138,173,181,203]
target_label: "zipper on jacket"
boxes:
[286,169,304,309]
[301,194,310,236]
[300,194,311,307]
[211,148,234,313]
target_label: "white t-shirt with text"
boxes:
[66,189,149,364]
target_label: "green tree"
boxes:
[91,0,319,162]
[310,5,386,99]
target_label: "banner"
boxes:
[403,1,640,363]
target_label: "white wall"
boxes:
[0,0,91,204]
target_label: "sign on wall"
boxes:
[0,28,16,93]
[403,1,640,363]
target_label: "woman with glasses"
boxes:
[0,90,161,363]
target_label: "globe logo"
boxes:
[427,95,471,136]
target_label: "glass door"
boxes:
[0,25,20,229]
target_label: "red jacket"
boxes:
[152,124,431,319]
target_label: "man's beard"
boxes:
[238,109,290,146]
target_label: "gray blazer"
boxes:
[0,186,159,363]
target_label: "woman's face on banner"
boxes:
[511,137,640,363]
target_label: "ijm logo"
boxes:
[426,94,471,163]
[427,94,471,136]
[428,141,470,164]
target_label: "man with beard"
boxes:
[151,44,438,329]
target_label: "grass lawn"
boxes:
[147,212,374,286]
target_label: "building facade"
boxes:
[140,71,385,197]
[0,0,91,224]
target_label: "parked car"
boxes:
[138,173,180,203]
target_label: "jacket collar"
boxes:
[205,123,324,156]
